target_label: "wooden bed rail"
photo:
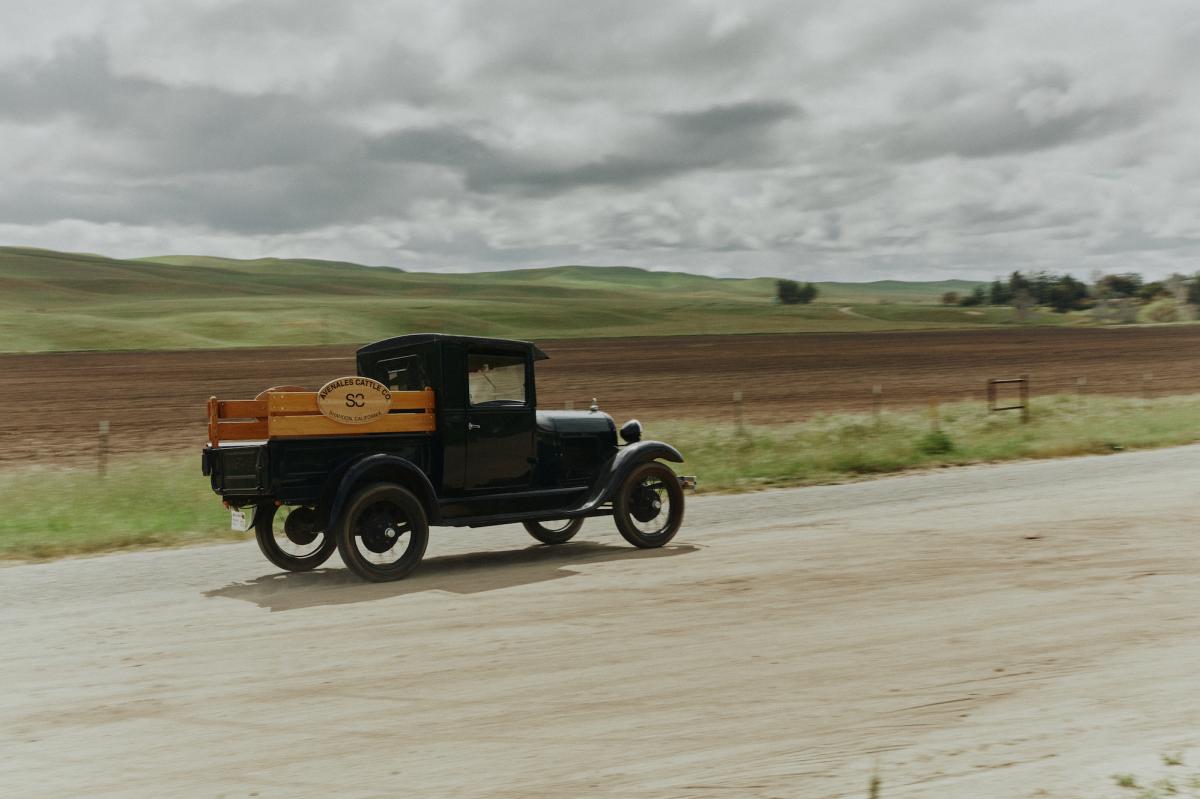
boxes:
[207,387,436,446]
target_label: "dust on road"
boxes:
[4,446,1199,797]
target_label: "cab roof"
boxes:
[357,333,549,361]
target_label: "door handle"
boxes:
[467,422,481,431]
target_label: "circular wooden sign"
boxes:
[317,377,393,424]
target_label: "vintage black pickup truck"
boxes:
[202,334,695,581]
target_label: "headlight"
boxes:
[620,419,642,444]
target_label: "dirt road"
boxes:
[5,447,1199,797]
[6,326,1200,465]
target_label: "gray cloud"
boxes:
[875,64,1155,161]
[0,39,359,174]
[0,0,1197,279]
[366,99,802,193]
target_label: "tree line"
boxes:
[941,271,1200,313]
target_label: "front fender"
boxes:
[318,454,439,530]
[572,440,683,513]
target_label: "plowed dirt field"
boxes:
[4,326,1200,464]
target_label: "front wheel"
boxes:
[254,504,337,572]
[523,518,583,545]
[336,483,429,582]
[613,462,684,548]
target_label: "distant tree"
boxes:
[776,279,801,305]
[1137,281,1167,301]
[1097,273,1143,298]
[1008,271,1032,301]
[988,279,1012,306]
[1166,274,1188,303]
[1030,271,1057,305]
[958,286,986,307]
[941,291,960,305]
[776,279,817,305]
[1189,274,1200,306]
[1047,274,1088,312]
[1012,288,1034,321]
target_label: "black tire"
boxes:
[335,483,429,582]
[254,504,336,572]
[613,462,684,548]
[523,518,584,545]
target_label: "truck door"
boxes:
[464,349,535,491]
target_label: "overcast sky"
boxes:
[2,0,1198,280]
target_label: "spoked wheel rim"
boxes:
[614,462,683,549]
[522,517,583,545]
[255,504,336,572]
[273,506,326,559]
[626,476,675,537]
[352,499,418,569]
[337,483,429,582]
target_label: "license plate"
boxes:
[230,508,250,532]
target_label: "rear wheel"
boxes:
[613,462,684,548]
[336,483,429,582]
[523,518,583,545]
[254,504,336,572]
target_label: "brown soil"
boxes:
[4,326,1200,465]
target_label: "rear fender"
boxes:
[318,454,440,530]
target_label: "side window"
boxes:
[468,352,526,406]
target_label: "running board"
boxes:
[442,507,614,529]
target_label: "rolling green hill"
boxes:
[0,246,1045,353]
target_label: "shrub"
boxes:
[958,286,986,307]
[917,430,955,454]
[1146,299,1180,323]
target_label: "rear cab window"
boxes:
[378,353,429,391]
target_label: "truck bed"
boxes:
[204,432,434,506]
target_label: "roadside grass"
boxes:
[657,393,1200,492]
[0,394,1196,559]
[0,455,242,559]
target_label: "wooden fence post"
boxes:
[98,420,110,477]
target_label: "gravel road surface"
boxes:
[4,448,1199,798]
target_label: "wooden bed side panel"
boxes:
[267,392,320,415]
[268,413,436,438]
[218,399,269,419]
[216,419,270,441]
[208,388,436,446]
[392,388,437,411]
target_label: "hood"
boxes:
[536,410,616,436]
